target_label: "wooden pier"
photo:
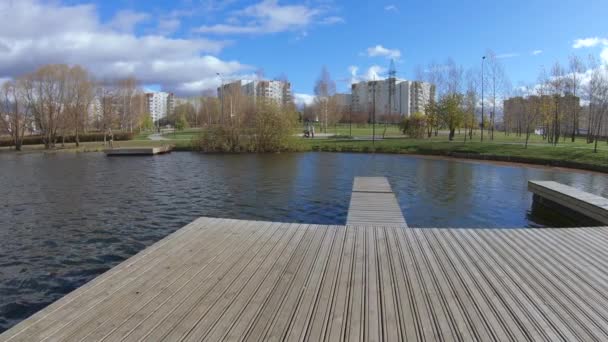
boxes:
[104,146,172,156]
[4,218,608,341]
[4,178,608,341]
[529,180,608,224]
[347,177,407,227]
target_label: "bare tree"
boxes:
[484,50,510,140]
[568,55,585,142]
[21,64,70,148]
[0,80,32,150]
[584,56,608,152]
[549,62,566,145]
[313,66,336,133]
[116,77,139,133]
[463,68,480,142]
[96,82,118,145]
[64,66,93,146]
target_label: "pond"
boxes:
[1,151,608,332]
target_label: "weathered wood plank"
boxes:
[347,177,407,227]
[4,219,608,342]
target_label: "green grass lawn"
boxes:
[4,128,607,172]
[300,135,608,169]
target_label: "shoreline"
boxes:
[2,142,608,175]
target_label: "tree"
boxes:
[313,66,336,133]
[464,68,480,142]
[173,102,196,127]
[21,64,70,149]
[568,55,585,142]
[584,56,608,152]
[96,82,118,145]
[484,50,510,140]
[0,80,31,150]
[116,77,140,133]
[439,93,464,141]
[175,114,188,131]
[549,62,566,145]
[64,65,93,146]
[141,114,154,131]
[424,101,439,137]
[524,95,542,148]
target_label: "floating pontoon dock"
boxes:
[529,180,608,224]
[3,178,608,341]
[104,146,172,156]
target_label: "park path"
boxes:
[148,133,169,141]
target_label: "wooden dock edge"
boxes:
[528,180,608,225]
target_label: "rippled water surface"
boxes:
[1,151,608,332]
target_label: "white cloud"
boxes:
[107,10,150,33]
[294,93,315,107]
[384,5,398,12]
[157,18,181,35]
[348,65,359,84]
[348,65,386,84]
[531,50,543,56]
[602,48,608,64]
[0,0,249,96]
[573,37,608,49]
[366,45,401,59]
[194,0,330,35]
[365,65,386,80]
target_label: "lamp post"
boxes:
[372,80,376,145]
[481,56,486,142]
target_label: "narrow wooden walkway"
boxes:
[347,177,408,227]
[4,217,608,341]
[529,180,608,224]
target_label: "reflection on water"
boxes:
[1,151,607,332]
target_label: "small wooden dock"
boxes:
[104,146,172,156]
[347,177,407,227]
[5,178,608,341]
[529,180,608,224]
[4,218,608,341]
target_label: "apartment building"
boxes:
[145,92,175,122]
[218,80,292,107]
[351,78,434,119]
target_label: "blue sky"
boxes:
[1,0,608,103]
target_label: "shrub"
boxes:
[399,112,427,139]
[196,101,297,153]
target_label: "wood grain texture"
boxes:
[347,177,407,227]
[4,218,608,341]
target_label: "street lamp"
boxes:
[372,76,377,145]
[481,56,486,142]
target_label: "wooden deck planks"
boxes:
[5,219,608,341]
[347,177,407,227]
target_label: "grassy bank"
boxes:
[301,138,608,172]
[3,131,608,173]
